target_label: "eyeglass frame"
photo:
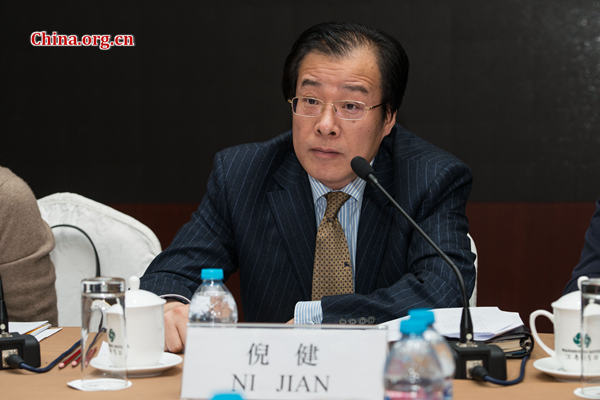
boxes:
[287,96,384,121]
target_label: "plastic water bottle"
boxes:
[384,318,444,400]
[210,393,244,400]
[189,268,238,323]
[409,309,455,400]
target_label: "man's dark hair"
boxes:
[282,22,409,116]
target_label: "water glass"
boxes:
[78,277,129,391]
[578,279,600,399]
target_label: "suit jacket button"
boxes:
[339,318,347,324]
[368,316,376,324]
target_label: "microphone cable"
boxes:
[4,339,81,373]
[469,355,529,386]
[50,224,101,277]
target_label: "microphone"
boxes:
[352,156,474,341]
[351,156,506,380]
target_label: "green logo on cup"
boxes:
[573,332,591,348]
[109,328,116,342]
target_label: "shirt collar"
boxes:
[308,174,367,205]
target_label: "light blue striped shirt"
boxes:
[294,174,367,324]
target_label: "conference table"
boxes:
[0,328,582,399]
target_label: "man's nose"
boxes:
[315,103,339,136]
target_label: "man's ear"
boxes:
[383,109,397,137]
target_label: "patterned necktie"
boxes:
[311,191,354,300]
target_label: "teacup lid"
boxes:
[552,290,580,310]
[126,276,166,308]
[552,275,589,310]
[105,302,124,314]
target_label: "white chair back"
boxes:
[468,233,478,306]
[38,193,161,326]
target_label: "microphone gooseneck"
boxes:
[351,156,474,343]
[0,277,8,334]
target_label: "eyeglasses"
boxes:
[288,96,384,121]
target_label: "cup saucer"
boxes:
[90,351,182,378]
[533,357,600,381]
[574,386,600,399]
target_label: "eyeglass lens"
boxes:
[292,97,366,120]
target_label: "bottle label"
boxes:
[189,292,238,323]
[443,381,453,400]
[385,391,418,399]
[385,392,443,400]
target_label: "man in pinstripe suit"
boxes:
[564,199,600,293]
[141,22,476,353]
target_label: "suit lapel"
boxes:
[355,143,395,294]
[267,151,316,298]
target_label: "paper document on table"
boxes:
[381,307,524,342]
[35,327,62,341]
[8,321,62,341]
[9,321,49,335]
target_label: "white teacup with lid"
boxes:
[530,276,600,373]
[125,276,166,367]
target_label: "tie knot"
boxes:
[324,191,351,219]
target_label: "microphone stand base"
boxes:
[0,333,40,369]
[449,341,507,380]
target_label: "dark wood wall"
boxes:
[111,201,597,330]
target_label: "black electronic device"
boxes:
[0,277,41,370]
[351,156,507,380]
[449,341,507,380]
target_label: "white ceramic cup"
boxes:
[106,276,166,367]
[530,306,582,371]
[125,276,166,367]
[530,276,600,373]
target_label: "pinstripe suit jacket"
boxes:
[140,124,476,324]
[564,199,600,294]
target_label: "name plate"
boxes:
[181,323,388,400]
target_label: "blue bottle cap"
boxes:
[408,308,435,326]
[210,393,244,400]
[201,268,224,280]
[400,318,427,335]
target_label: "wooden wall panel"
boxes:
[466,202,595,332]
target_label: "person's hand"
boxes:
[163,300,189,353]
[286,318,294,324]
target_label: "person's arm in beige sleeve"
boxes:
[0,166,58,326]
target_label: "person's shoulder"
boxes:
[588,198,600,235]
[593,199,600,220]
[0,166,50,256]
[0,166,37,206]
[218,131,292,157]
[214,131,293,173]
[385,124,469,169]
[0,165,21,189]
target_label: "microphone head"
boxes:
[351,156,374,180]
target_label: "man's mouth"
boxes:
[311,147,341,158]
